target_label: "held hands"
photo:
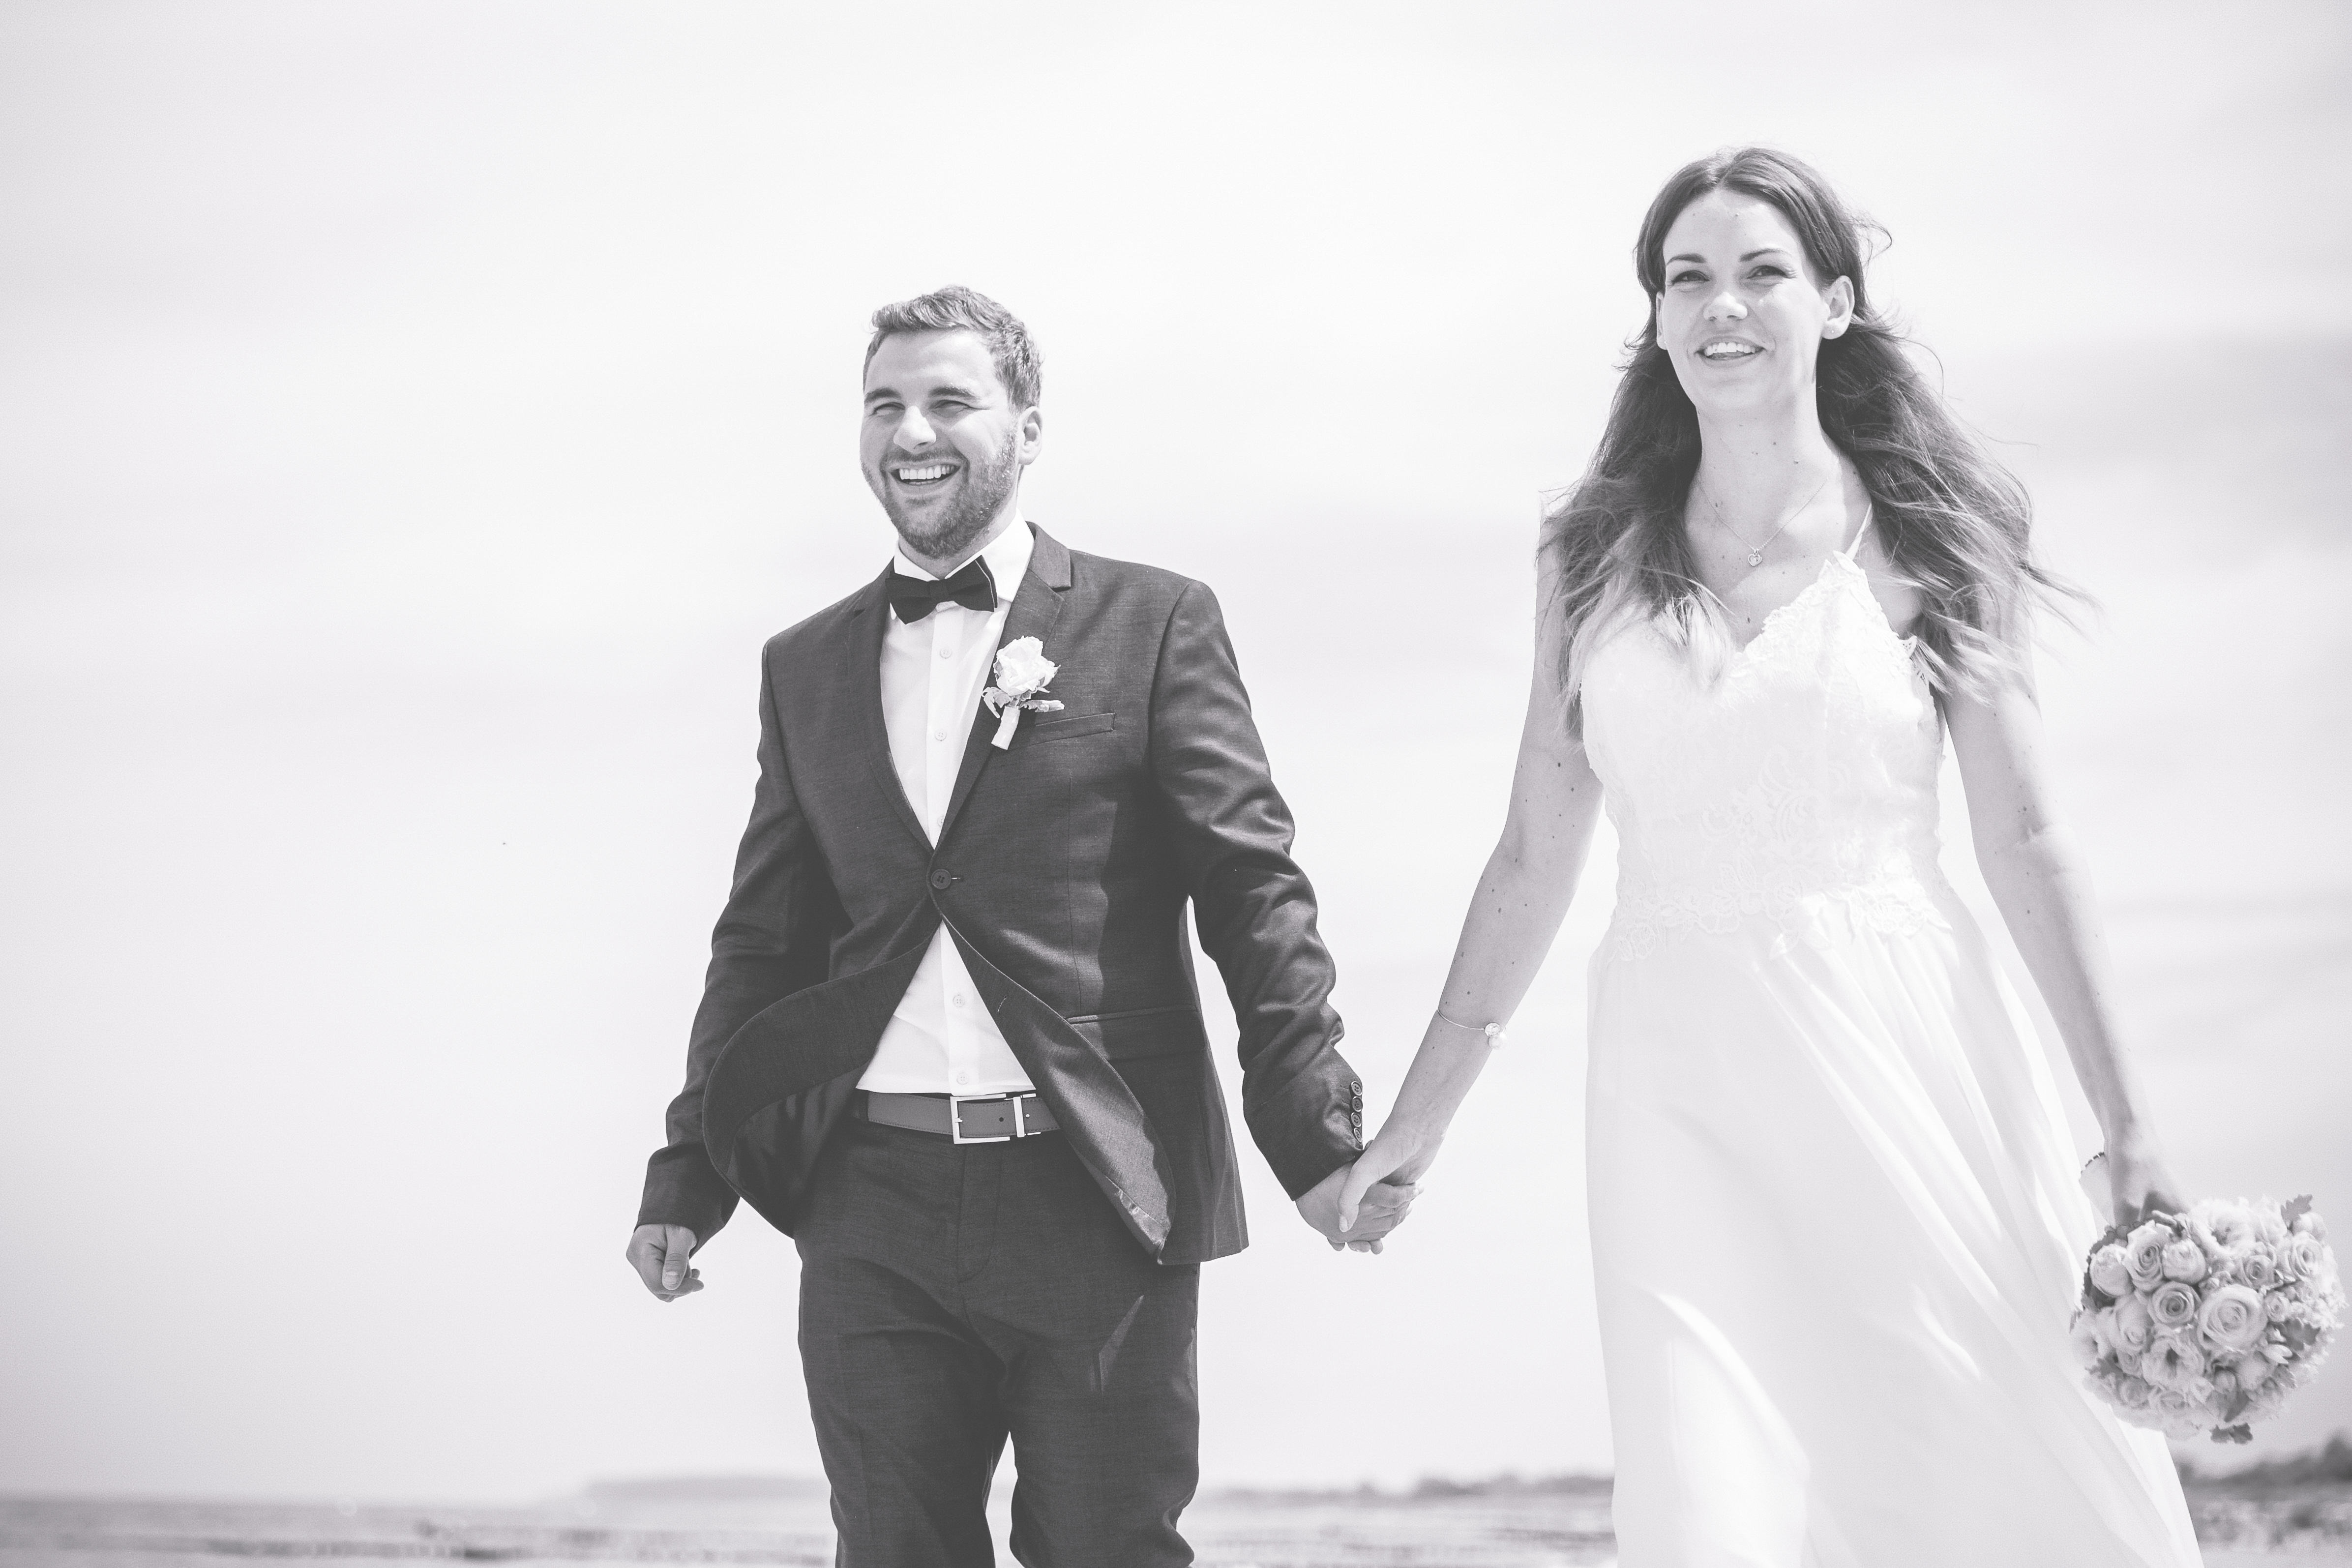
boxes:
[1297,1163,1418,1253]
[1336,1121,1439,1241]
[626,1224,704,1301]
[1326,1008,1489,1247]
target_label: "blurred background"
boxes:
[3,0,2346,1508]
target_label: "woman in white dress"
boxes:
[1340,148,2205,1565]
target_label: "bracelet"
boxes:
[1434,1009,1507,1047]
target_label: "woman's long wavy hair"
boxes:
[1546,146,2072,731]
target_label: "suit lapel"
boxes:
[845,566,930,848]
[937,526,1073,844]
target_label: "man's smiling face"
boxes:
[860,329,1041,566]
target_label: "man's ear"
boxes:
[1016,404,1044,467]
[1821,275,1856,340]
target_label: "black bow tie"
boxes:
[888,558,998,623]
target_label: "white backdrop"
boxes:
[3,0,2347,1502]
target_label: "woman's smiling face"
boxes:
[1654,189,1853,419]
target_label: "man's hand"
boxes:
[1296,1164,1417,1253]
[626,1224,704,1301]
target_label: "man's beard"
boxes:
[880,430,1020,563]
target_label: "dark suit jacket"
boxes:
[636,525,1363,1265]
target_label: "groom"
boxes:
[626,286,1414,1565]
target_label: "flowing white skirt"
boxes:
[1585,888,2201,1567]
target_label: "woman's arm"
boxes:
[1338,614,1607,1226]
[1944,645,2182,1222]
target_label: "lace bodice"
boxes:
[1581,548,1949,961]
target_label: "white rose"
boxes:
[991,637,1058,697]
[2148,1280,2200,1331]
[2124,1222,2173,1288]
[2112,1295,2156,1355]
[2236,1244,2278,1292]
[2069,1314,2108,1369]
[2088,1244,2134,1299]
[2196,1201,2257,1254]
[2161,1240,2210,1284]
[2199,1285,2266,1353]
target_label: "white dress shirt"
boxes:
[857,517,1040,1097]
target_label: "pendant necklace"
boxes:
[1701,468,1837,569]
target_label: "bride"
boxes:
[1339,148,2204,1564]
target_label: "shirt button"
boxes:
[933,729,948,742]
[930,870,953,890]
[954,1072,971,1086]
[939,649,953,660]
[952,993,966,1008]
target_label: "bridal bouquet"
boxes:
[2071,1196,2344,1443]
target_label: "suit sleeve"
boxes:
[1146,580,1363,1199]
[636,646,843,1243]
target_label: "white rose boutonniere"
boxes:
[982,636,1065,749]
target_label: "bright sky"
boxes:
[3,0,2348,1502]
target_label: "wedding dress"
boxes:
[1578,526,2202,1566]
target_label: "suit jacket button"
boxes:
[930,870,953,890]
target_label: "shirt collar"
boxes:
[891,511,1034,600]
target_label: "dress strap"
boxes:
[1838,503,1877,560]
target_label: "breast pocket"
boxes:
[1018,710,1115,745]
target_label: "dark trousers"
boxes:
[796,1114,1200,1567]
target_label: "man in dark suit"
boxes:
[626,285,1413,1566]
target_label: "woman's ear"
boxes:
[1821,275,1856,340]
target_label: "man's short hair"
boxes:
[864,286,1042,409]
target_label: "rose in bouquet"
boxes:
[2071,1194,2344,1443]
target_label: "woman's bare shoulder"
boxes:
[1854,522,1928,638]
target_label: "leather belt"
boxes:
[860,1090,1060,1144]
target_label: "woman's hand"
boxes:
[1337,1122,1440,1235]
[2105,1141,2186,1225]
[1296,1163,1418,1252]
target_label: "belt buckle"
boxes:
[950,1092,1025,1144]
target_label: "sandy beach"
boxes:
[6,1464,2350,1568]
